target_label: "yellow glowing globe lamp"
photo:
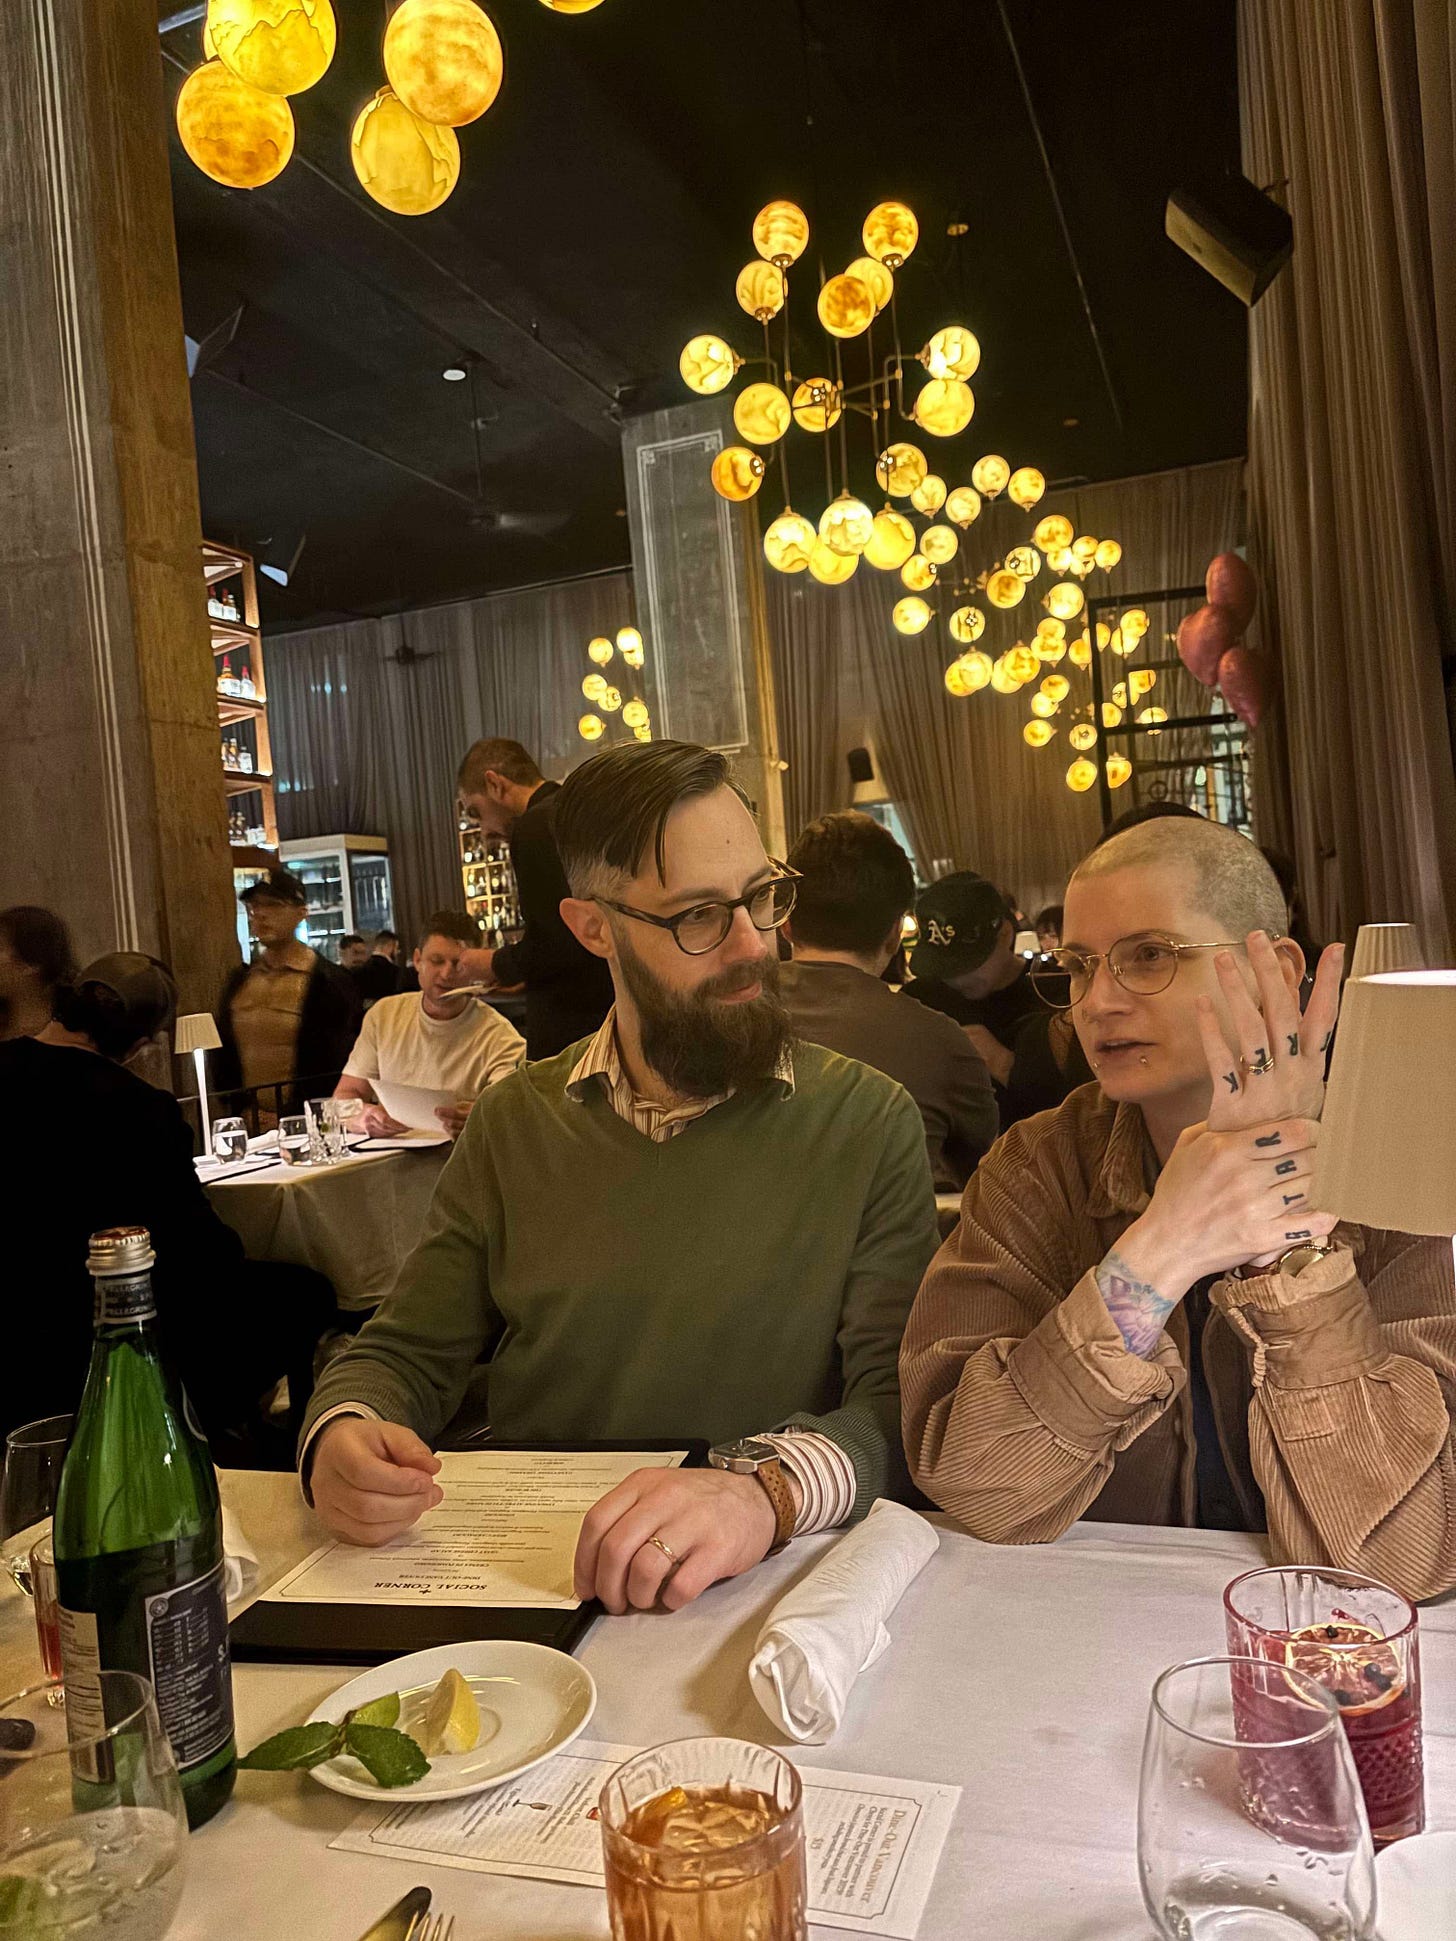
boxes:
[971,454,1010,499]
[1033,513,1074,553]
[752,199,809,268]
[1024,719,1055,748]
[540,0,606,10]
[862,200,918,268]
[986,569,1026,610]
[1046,546,1076,574]
[350,87,459,214]
[791,377,841,432]
[945,485,982,529]
[587,636,614,666]
[710,445,765,502]
[1095,622,1112,650]
[846,255,894,312]
[763,509,817,574]
[817,273,875,339]
[1066,758,1098,793]
[1036,616,1066,642]
[382,0,501,126]
[1137,707,1168,729]
[1071,535,1099,563]
[1129,667,1158,698]
[1120,607,1151,641]
[733,382,791,445]
[600,687,622,713]
[920,525,959,567]
[581,674,606,701]
[1005,544,1041,581]
[1069,721,1098,752]
[622,700,650,730]
[959,649,993,690]
[1111,682,1129,709]
[819,492,874,557]
[1036,635,1066,665]
[633,724,652,743]
[1101,701,1124,728]
[1006,644,1039,683]
[616,626,644,665]
[176,59,296,186]
[920,325,980,382]
[1041,674,1071,703]
[1007,466,1046,511]
[876,443,928,498]
[1045,581,1085,620]
[679,334,741,396]
[1105,755,1133,790]
[864,508,917,571]
[989,657,1021,695]
[901,554,938,592]
[808,541,859,585]
[1096,538,1123,571]
[1068,635,1092,669]
[1029,693,1058,719]
[1114,628,1139,658]
[949,605,986,645]
[914,378,975,438]
[944,660,973,698]
[735,260,785,322]
[892,596,932,636]
[910,474,947,515]
[579,713,604,742]
[206,0,336,96]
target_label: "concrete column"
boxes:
[0,0,237,1014]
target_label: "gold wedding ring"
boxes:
[646,1535,680,1568]
[1244,1050,1276,1076]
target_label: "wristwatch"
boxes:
[1236,1240,1340,1281]
[708,1438,797,1554]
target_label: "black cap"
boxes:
[239,868,307,908]
[910,874,1012,980]
[71,952,177,1045]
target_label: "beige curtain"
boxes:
[1240,0,1456,958]
[766,573,857,839]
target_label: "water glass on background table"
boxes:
[0,1672,187,1939]
[1139,1656,1375,1941]
[277,1115,312,1166]
[1,1416,72,1594]
[308,1096,347,1162]
[1225,1566,1423,1847]
[210,1116,248,1164]
[599,1737,807,1941]
[27,1536,61,1689]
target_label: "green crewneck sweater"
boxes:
[304,1039,938,1512]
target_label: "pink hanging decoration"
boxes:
[1216,645,1268,729]
[1176,602,1240,686]
[1205,552,1258,628]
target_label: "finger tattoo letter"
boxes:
[1254,1133,1281,1148]
[1275,1159,1297,1176]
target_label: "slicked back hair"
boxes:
[1071,815,1289,941]
[417,910,481,951]
[555,741,745,897]
[457,737,542,792]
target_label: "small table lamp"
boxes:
[1314,971,1456,1271]
[174,1013,223,1157]
[1348,923,1424,981]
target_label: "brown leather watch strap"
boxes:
[753,1457,798,1555]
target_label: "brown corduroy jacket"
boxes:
[901,1083,1456,1601]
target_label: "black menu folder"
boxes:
[229,1439,706,1666]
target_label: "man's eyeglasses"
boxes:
[596,865,801,957]
[1030,933,1252,1010]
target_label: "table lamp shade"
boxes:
[1314,972,1456,1234]
[1348,923,1424,981]
[174,1012,222,1055]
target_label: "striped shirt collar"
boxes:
[566,1007,794,1143]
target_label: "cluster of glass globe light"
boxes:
[578,627,652,745]
[176,0,600,214]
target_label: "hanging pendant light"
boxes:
[817,273,876,339]
[735,260,786,322]
[819,493,875,557]
[616,627,645,666]
[910,473,947,515]
[949,605,986,645]
[876,443,928,497]
[808,540,860,584]
[900,554,938,592]
[920,325,980,381]
[845,255,894,311]
[864,508,917,571]
[920,524,959,566]
[679,334,742,396]
[1007,465,1045,511]
[1024,718,1055,747]
[206,0,336,96]
[383,0,503,126]
[913,378,975,437]
[752,199,810,267]
[791,377,841,432]
[971,454,1010,499]
[1034,513,1074,553]
[579,713,605,741]
[351,87,460,214]
[732,382,791,445]
[892,596,932,635]
[1066,758,1098,793]
[945,486,982,529]
[176,59,295,187]
[587,637,614,666]
[709,446,765,501]
[862,200,919,268]
[762,510,817,574]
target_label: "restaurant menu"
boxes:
[332,1740,960,1938]
[263,1450,687,1610]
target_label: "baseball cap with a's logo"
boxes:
[910,873,1013,980]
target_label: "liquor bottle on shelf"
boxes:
[220,583,239,622]
[217,654,233,696]
[239,662,255,699]
[238,737,253,775]
[54,1227,236,1831]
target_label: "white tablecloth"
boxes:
[2,1476,1451,1940]
[201,1146,447,1311]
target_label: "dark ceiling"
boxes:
[160,0,1247,632]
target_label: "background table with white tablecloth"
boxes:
[201,1146,448,1312]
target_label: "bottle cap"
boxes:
[87,1226,155,1275]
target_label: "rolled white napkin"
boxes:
[749,1499,939,1744]
[221,1507,259,1607]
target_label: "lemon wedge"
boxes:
[419,1667,480,1757]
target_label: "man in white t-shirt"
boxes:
[334,912,524,1138]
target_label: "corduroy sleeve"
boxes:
[1212,1231,1456,1601]
[900,1115,1184,1542]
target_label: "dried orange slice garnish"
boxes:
[1283,1621,1404,1715]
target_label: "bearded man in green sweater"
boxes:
[302,739,938,1614]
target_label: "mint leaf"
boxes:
[238,1722,344,1772]
[346,1692,401,1730]
[344,1722,430,1789]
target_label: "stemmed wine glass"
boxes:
[1,1416,72,1595]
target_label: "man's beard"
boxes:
[615,934,791,1100]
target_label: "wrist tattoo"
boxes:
[1286,1033,1300,1056]
[1254,1132,1281,1148]
[1223,1070,1239,1094]
[1095,1248,1175,1359]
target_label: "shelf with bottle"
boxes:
[215,652,264,708]
[206,580,243,623]
[227,808,273,849]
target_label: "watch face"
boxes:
[712,1437,776,1467]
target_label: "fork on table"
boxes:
[405,1912,455,1941]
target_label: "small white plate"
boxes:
[1375,1829,1456,1940]
[305,1639,596,1802]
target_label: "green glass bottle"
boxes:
[54,1227,236,1830]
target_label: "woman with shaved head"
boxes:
[901,815,1456,1601]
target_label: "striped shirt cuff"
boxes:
[298,1402,381,1503]
[760,1429,857,1536]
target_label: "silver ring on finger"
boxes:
[646,1534,681,1570]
